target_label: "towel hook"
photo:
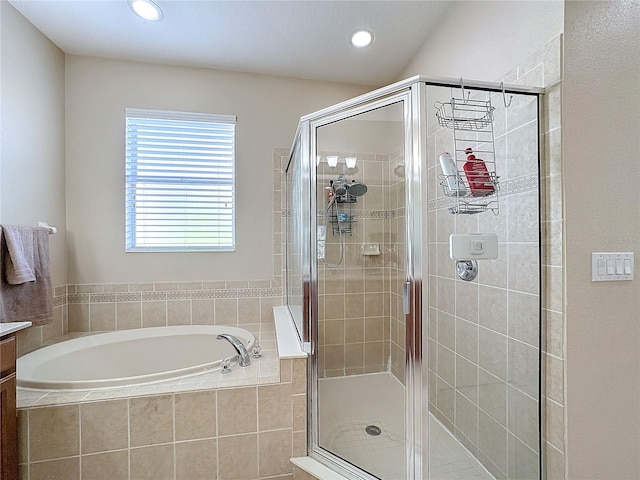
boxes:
[501,82,513,108]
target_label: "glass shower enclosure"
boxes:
[285,76,544,479]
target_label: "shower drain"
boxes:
[365,425,382,436]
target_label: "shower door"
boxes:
[309,93,416,479]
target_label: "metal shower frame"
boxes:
[288,75,544,480]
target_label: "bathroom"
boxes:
[1,1,639,479]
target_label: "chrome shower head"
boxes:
[347,181,368,197]
[334,183,348,196]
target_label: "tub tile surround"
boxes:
[15,280,283,357]
[426,36,564,479]
[17,320,308,480]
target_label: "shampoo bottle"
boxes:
[463,148,495,196]
[439,152,469,196]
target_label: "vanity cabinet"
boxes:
[0,334,18,480]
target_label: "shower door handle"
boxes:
[403,281,411,315]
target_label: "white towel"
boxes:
[0,226,53,325]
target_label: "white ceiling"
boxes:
[8,0,454,86]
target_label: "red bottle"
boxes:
[463,148,495,196]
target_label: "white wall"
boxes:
[65,56,368,283]
[563,1,640,478]
[0,1,67,287]
[400,0,563,81]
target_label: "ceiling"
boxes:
[8,0,454,86]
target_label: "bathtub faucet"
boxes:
[217,334,251,367]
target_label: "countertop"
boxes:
[0,322,32,337]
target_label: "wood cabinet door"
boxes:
[0,374,18,480]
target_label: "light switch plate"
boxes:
[592,252,634,281]
[449,233,498,260]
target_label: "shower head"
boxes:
[347,181,368,197]
[334,183,348,196]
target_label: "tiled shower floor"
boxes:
[318,372,494,480]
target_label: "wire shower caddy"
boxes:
[435,94,500,215]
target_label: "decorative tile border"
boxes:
[65,283,283,304]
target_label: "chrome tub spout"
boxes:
[217,334,251,367]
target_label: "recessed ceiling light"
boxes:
[129,0,164,22]
[351,29,374,48]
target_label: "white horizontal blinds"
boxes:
[125,108,236,251]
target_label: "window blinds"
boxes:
[125,109,236,252]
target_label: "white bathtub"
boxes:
[17,325,255,390]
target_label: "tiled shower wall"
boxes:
[317,153,393,379]
[426,36,563,479]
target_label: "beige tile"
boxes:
[217,387,257,435]
[292,431,307,458]
[130,444,174,480]
[479,328,507,381]
[81,451,128,480]
[508,340,540,399]
[478,286,508,334]
[322,344,344,371]
[292,394,307,433]
[167,300,191,326]
[545,310,564,359]
[545,398,564,452]
[455,392,478,446]
[258,429,293,478]
[42,306,64,343]
[258,383,292,431]
[478,370,507,427]
[508,386,539,451]
[323,294,345,320]
[142,300,167,328]
[545,442,565,479]
[81,400,128,454]
[508,291,540,346]
[344,293,364,319]
[279,359,292,383]
[68,303,90,332]
[545,353,564,404]
[30,457,80,480]
[324,319,344,345]
[364,316,384,342]
[260,298,282,324]
[364,341,384,370]
[344,343,364,370]
[116,302,142,330]
[218,433,258,480]
[292,359,307,395]
[16,325,43,357]
[191,299,214,325]
[456,319,479,364]
[19,463,28,480]
[344,318,364,343]
[478,411,508,474]
[176,439,217,480]
[455,280,479,323]
[175,391,216,441]
[238,298,260,324]
[215,298,238,325]
[363,293,384,317]
[508,434,539,479]
[129,395,174,447]
[29,405,79,461]
[89,303,116,331]
[18,409,28,464]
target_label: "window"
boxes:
[125,108,236,252]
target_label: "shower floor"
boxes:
[318,372,494,480]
